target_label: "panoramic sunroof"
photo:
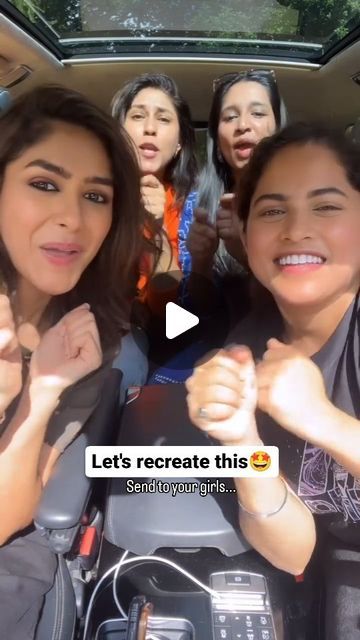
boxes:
[3,0,360,62]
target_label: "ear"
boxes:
[174,144,181,158]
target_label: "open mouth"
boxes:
[40,243,83,265]
[139,143,159,158]
[233,142,255,159]
[275,253,326,267]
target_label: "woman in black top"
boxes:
[186,123,360,639]
[0,85,144,639]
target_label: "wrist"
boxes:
[28,377,66,405]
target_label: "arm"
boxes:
[0,304,103,545]
[186,346,317,575]
[0,380,60,544]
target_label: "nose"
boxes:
[54,192,83,232]
[280,210,312,243]
[234,113,251,133]
[143,115,157,136]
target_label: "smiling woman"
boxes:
[0,84,144,639]
[187,122,360,639]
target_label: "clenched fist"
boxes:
[186,346,261,445]
[30,304,102,396]
[140,175,166,222]
[257,338,329,439]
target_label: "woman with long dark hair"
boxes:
[112,72,197,304]
[0,84,144,639]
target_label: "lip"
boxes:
[233,141,256,160]
[139,143,159,151]
[40,242,83,266]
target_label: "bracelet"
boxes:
[238,476,288,519]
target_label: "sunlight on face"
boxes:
[243,144,360,310]
[0,121,114,303]
[124,87,180,179]
[218,81,276,175]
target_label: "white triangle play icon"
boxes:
[166,302,199,339]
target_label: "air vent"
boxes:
[352,72,360,86]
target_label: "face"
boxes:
[123,87,180,179]
[242,144,360,311]
[217,81,276,176]
[0,121,113,300]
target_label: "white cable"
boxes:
[112,554,224,612]
[112,549,129,617]
[84,551,224,639]
[83,549,128,640]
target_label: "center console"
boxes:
[93,385,290,640]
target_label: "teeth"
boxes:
[278,254,324,266]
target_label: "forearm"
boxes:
[0,381,59,544]
[235,476,316,575]
[307,402,360,477]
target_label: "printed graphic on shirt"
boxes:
[298,442,360,523]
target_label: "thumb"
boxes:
[226,344,254,366]
[267,337,286,350]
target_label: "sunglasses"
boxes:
[213,69,276,92]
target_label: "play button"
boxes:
[166,302,199,339]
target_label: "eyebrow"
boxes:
[25,159,113,187]
[253,186,347,207]
[129,103,173,115]
[222,101,268,112]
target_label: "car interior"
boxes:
[0,1,360,639]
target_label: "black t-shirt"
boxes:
[230,293,360,545]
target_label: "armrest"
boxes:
[35,369,122,532]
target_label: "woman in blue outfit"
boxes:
[149,70,286,384]
[187,123,360,639]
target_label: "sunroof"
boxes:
[4,0,360,61]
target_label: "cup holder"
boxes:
[95,616,194,640]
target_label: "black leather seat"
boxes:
[35,368,122,640]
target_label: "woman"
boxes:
[111,72,198,301]
[186,123,360,639]
[0,84,143,639]
[185,69,285,297]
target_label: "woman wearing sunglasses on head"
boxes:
[187,123,360,639]
[184,69,286,311]
[0,84,143,639]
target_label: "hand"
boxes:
[0,295,22,413]
[140,175,166,222]
[256,338,329,439]
[30,304,102,396]
[216,193,244,262]
[186,346,261,445]
[186,207,219,269]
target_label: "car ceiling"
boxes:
[0,10,359,129]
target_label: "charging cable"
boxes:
[84,551,224,639]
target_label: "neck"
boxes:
[278,291,357,357]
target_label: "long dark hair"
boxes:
[197,69,285,222]
[0,84,145,349]
[239,122,360,228]
[111,73,197,201]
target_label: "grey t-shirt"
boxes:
[230,293,360,545]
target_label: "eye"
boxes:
[159,116,171,123]
[84,192,108,204]
[223,114,238,122]
[131,113,144,120]
[258,208,285,218]
[30,180,58,192]
[314,204,342,214]
[253,112,266,118]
